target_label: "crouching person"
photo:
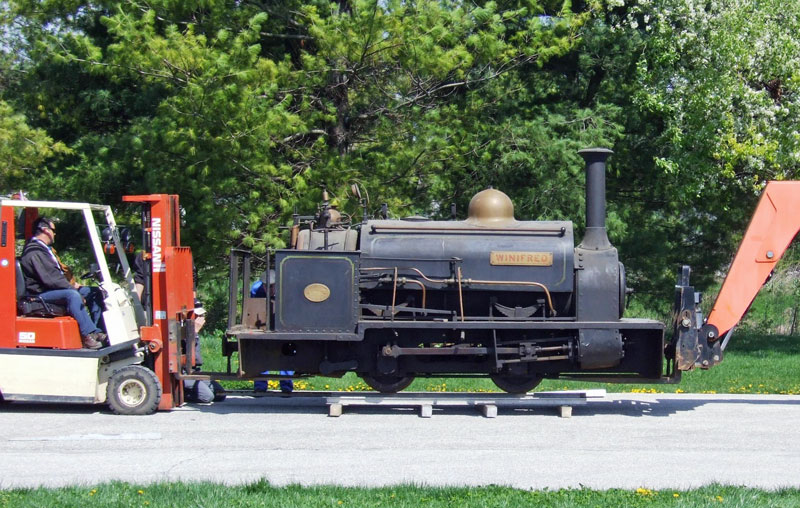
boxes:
[183,303,225,403]
[184,379,225,404]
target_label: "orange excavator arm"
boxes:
[706,181,800,338]
[670,181,800,373]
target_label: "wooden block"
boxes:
[558,405,572,418]
[481,404,498,418]
[420,404,433,418]
[329,403,343,417]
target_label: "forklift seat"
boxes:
[15,259,68,317]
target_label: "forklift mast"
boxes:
[123,194,195,410]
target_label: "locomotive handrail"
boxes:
[369,225,567,236]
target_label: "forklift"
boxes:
[0,194,196,414]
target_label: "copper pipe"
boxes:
[464,279,556,316]
[360,267,450,284]
[368,271,427,309]
[360,267,556,316]
[400,278,427,308]
[457,266,465,322]
[290,224,299,249]
[407,267,451,284]
[391,267,398,321]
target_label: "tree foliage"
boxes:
[0,99,68,187]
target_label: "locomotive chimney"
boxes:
[578,148,613,250]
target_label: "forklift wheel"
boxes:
[107,366,162,415]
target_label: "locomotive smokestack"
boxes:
[578,148,613,250]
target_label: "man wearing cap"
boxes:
[19,217,107,349]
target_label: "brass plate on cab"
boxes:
[303,283,331,302]
[490,251,553,266]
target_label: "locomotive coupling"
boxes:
[670,265,722,372]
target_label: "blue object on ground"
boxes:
[254,371,294,393]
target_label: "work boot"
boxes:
[93,332,109,347]
[82,332,104,350]
[96,332,110,347]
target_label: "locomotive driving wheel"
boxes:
[490,373,543,394]
[360,373,415,393]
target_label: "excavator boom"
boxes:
[706,181,800,338]
[671,181,800,372]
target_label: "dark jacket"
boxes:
[19,239,72,294]
[132,252,145,285]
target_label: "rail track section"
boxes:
[225,389,607,418]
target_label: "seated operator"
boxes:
[20,217,107,350]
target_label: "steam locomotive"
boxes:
[225,149,667,393]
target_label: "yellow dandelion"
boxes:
[337,500,343,505]
[673,493,680,498]
[716,495,724,502]
[138,490,144,495]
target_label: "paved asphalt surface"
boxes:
[1,392,799,490]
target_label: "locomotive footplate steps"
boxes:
[239,389,606,418]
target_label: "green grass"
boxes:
[198,329,800,395]
[2,482,799,507]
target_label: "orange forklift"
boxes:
[0,194,195,414]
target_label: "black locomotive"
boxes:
[225,149,666,393]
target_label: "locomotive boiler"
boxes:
[225,149,666,393]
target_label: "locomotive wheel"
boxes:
[490,373,543,394]
[107,365,162,415]
[361,373,415,393]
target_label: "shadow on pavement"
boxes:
[180,393,800,418]
[3,394,799,418]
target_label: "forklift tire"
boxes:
[107,365,162,415]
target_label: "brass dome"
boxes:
[466,188,515,225]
